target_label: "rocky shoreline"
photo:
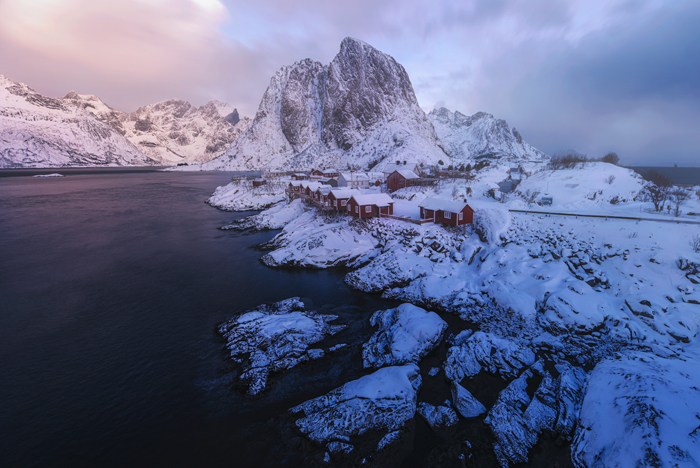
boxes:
[215,197,700,467]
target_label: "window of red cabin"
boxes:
[445,211,451,219]
[365,206,371,213]
[459,212,463,220]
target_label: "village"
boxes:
[236,161,479,226]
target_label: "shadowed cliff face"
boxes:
[280,58,325,152]
[321,38,420,151]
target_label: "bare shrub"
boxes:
[605,175,616,184]
[691,234,700,253]
[549,151,588,170]
[601,152,620,165]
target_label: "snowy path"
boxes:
[510,209,700,225]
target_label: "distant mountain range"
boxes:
[0,75,249,168]
[1,38,548,169]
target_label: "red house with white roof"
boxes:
[419,197,474,225]
[327,189,355,211]
[347,193,394,219]
[387,170,420,191]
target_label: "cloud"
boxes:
[0,0,697,164]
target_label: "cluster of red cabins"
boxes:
[286,180,474,225]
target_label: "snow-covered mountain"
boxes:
[63,93,250,165]
[201,37,447,171]
[0,75,154,168]
[428,107,548,165]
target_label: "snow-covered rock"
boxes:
[0,75,154,168]
[362,303,447,368]
[290,364,422,450]
[444,331,535,382]
[428,107,548,165]
[218,298,345,395]
[64,92,250,165]
[417,402,459,431]
[474,207,510,246]
[221,199,305,229]
[208,180,286,212]
[451,382,486,418]
[572,348,700,468]
[200,37,446,171]
[260,210,379,268]
[32,173,64,177]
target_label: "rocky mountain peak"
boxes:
[428,107,547,163]
[204,38,442,171]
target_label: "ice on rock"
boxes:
[290,365,422,445]
[572,349,700,468]
[416,402,459,431]
[362,303,447,368]
[451,382,486,418]
[443,331,535,382]
[218,298,346,395]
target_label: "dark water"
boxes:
[0,170,572,468]
[0,170,401,468]
[627,166,700,185]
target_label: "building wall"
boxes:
[387,172,406,191]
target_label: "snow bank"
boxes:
[572,348,700,468]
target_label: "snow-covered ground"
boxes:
[213,161,700,466]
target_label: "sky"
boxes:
[0,0,698,165]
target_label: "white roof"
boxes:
[316,185,332,194]
[419,197,470,213]
[350,193,394,207]
[384,162,418,174]
[290,181,303,186]
[340,172,370,181]
[300,181,322,190]
[321,169,338,175]
[367,172,385,179]
[329,189,356,199]
[293,172,307,176]
[393,169,419,179]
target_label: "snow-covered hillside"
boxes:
[429,107,548,165]
[63,93,250,165]
[515,162,646,209]
[0,75,154,168]
[200,37,447,172]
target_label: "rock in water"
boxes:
[290,365,421,455]
[451,382,486,418]
[417,402,459,431]
[362,303,447,368]
[218,297,346,395]
[443,331,535,382]
[572,349,700,468]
